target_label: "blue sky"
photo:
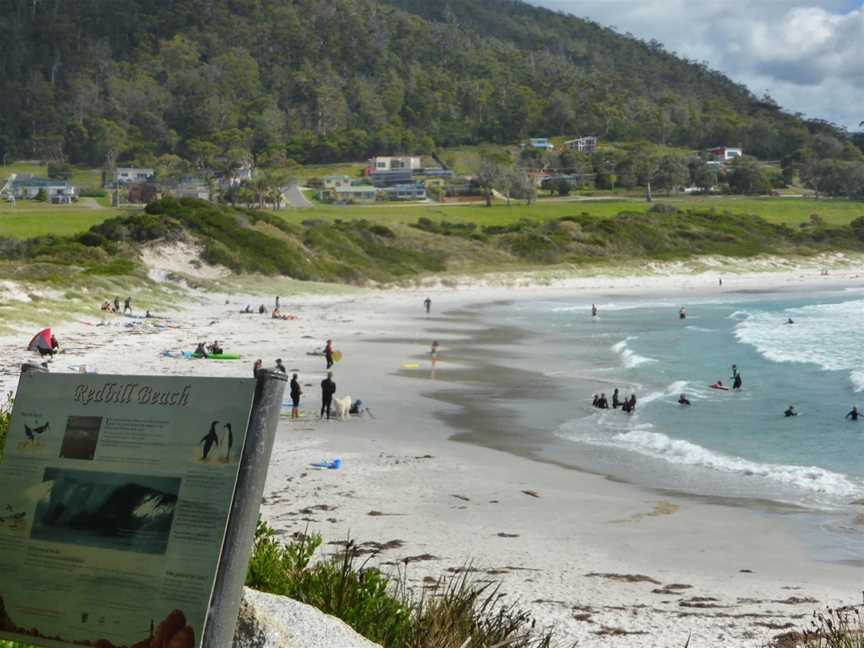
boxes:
[526,0,864,130]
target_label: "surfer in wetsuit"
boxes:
[114,296,120,312]
[321,372,336,420]
[784,405,798,417]
[124,296,132,313]
[786,318,794,325]
[591,304,598,317]
[275,358,286,373]
[200,421,219,459]
[846,406,859,421]
[290,373,302,419]
[678,393,691,406]
[598,393,609,409]
[612,388,621,409]
[193,342,208,358]
[679,306,687,320]
[424,297,431,314]
[592,394,599,408]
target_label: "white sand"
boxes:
[2,259,863,647]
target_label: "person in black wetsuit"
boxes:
[598,393,609,409]
[275,358,286,373]
[846,406,859,421]
[591,304,598,317]
[612,388,621,409]
[424,297,431,314]
[252,359,263,378]
[679,306,687,320]
[592,394,600,407]
[678,393,691,406]
[320,372,336,420]
[124,296,132,313]
[193,342,208,358]
[290,373,302,419]
[113,296,120,312]
[784,405,798,417]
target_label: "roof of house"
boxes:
[12,176,71,188]
[117,167,154,174]
[334,185,377,193]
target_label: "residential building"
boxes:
[564,136,598,153]
[707,147,743,162]
[369,169,414,187]
[527,137,555,150]
[369,156,422,172]
[332,185,377,204]
[217,163,254,189]
[11,175,76,203]
[127,183,160,204]
[115,167,154,185]
[381,183,427,201]
[171,177,210,201]
[322,175,354,189]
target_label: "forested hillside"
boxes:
[0,0,859,170]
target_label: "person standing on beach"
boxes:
[290,373,302,419]
[124,296,132,313]
[430,340,439,367]
[324,339,334,369]
[114,296,120,312]
[276,295,281,309]
[320,372,336,420]
[424,297,431,314]
[719,278,723,287]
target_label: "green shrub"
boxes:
[245,521,554,648]
[0,394,11,459]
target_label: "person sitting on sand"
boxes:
[258,304,266,314]
[784,405,798,417]
[193,342,209,359]
[101,301,112,312]
[846,406,859,421]
[598,393,609,409]
[678,393,691,406]
[207,340,223,355]
[145,310,152,318]
[349,399,364,415]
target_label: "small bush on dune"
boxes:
[246,521,555,648]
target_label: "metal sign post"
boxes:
[202,369,287,646]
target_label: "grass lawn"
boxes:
[0,201,123,238]
[2,162,103,190]
[274,196,864,229]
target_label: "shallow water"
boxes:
[478,289,864,513]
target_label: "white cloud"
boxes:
[527,0,864,129]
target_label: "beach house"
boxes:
[369,156,422,172]
[11,176,77,203]
[707,146,743,161]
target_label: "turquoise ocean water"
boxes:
[481,289,864,519]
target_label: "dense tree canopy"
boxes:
[0,0,860,169]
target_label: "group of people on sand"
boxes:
[101,296,133,314]
[592,388,638,413]
[193,340,223,358]
[242,296,298,320]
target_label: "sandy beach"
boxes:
[1,258,863,647]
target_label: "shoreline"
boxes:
[1,261,863,646]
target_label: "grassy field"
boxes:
[275,196,864,228]
[1,162,103,189]
[0,201,126,238]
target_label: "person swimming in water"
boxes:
[679,306,687,320]
[592,394,600,407]
[598,393,609,409]
[678,393,691,406]
[784,405,798,417]
[612,388,621,409]
[786,318,794,324]
[846,406,859,421]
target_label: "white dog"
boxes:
[332,395,352,420]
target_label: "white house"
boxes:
[564,136,598,153]
[116,167,155,185]
[707,147,743,162]
[527,137,555,150]
[11,176,76,203]
[369,156,421,172]
[322,175,354,189]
